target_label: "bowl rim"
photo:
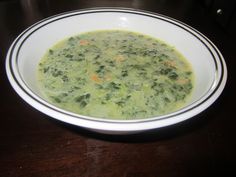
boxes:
[5,7,227,132]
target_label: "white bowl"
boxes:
[5,8,227,134]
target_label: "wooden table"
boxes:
[0,0,235,176]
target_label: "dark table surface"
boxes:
[0,0,235,177]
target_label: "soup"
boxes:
[38,30,194,120]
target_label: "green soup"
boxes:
[38,30,194,120]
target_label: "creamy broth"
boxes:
[38,30,194,120]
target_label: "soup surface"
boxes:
[38,30,194,120]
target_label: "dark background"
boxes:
[0,0,235,177]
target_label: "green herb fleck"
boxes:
[75,93,91,107]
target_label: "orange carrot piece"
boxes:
[114,55,125,63]
[90,74,100,83]
[164,60,176,68]
[79,40,89,46]
[177,78,188,84]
